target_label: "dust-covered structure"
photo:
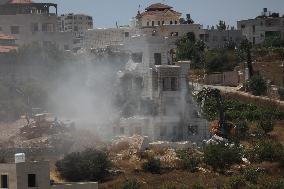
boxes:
[113,34,209,142]
[0,0,72,50]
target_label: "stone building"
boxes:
[0,155,98,189]
[114,35,209,142]
[83,27,135,50]
[0,0,73,50]
[58,13,93,37]
[136,3,181,27]
[82,3,242,51]
[237,8,284,45]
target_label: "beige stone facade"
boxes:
[136,3,181,27]
[0,161,98,189]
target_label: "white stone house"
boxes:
[114,35,209,143]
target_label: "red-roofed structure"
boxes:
[136,3,181,27]
[145,3,172,11]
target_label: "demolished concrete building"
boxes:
[113,34,209,143]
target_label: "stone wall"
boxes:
[204,70,239,86]
[52,182,98,189]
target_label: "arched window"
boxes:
[175,20,178,24]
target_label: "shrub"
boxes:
[258,119,275,134]
[260,180,284,189]
[242,168,260,184]
[228,175,246,189]
[121,179,142,189]
[204,143,243,172]
[278,87,284,101]
[248,139,283,162]
[247,74,267,96]
[235,119,249,139]
[142,157,161,174]
[176,150,200,172]
[159,183,177,189]
[56,148,111,182]
[192,182,207,189]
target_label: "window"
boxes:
[1,175,8,188]
[124,32,129,37]
[188,125,198,135]
[171,77,177,91]
[74,26,78,32]
[131,52,143,63]
[162,77,178,91]
[154,53,161,65]
[162,21,164,25]
[147,22,149,26]
[160,126,167,137]
[31,23,39,33]
[252,25,255,33]
[10,26,19,34]
[241,24,245,29]
[158,21,161,26]
[42,23,54,32]
[28,174,37,187]
[134,127,142,135]
[152,21,154,26]
[175,20,178,24]
[170,21,173,25]
[119,127,124,134]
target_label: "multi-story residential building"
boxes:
[0,0,73,50]
[113,34,209,142]
[58,13,93,37]
[237,8,284,45]
[136,3,181,27]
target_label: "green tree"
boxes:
[248,139,283,162]
[142,157,161,174]
[258,119,274,134]
[56,148,111,182]
[216,20,227,31]
[176,34,205,69]
[204,143,243,172]
[239,39,253,78]
[247,74,267,96]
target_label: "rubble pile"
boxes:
[158,149,181,168]
[110,135,149,162]
[110,135,200,169]
[20,113,75,140]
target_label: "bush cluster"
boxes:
[56,148,111,182]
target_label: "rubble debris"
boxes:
[19,113,75,140]
[149,141,196,151]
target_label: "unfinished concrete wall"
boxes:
[52,182,98,189]
[204,71,239,87]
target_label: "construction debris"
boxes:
[20,113,75,140]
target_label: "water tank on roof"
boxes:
[15,153,25,163]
